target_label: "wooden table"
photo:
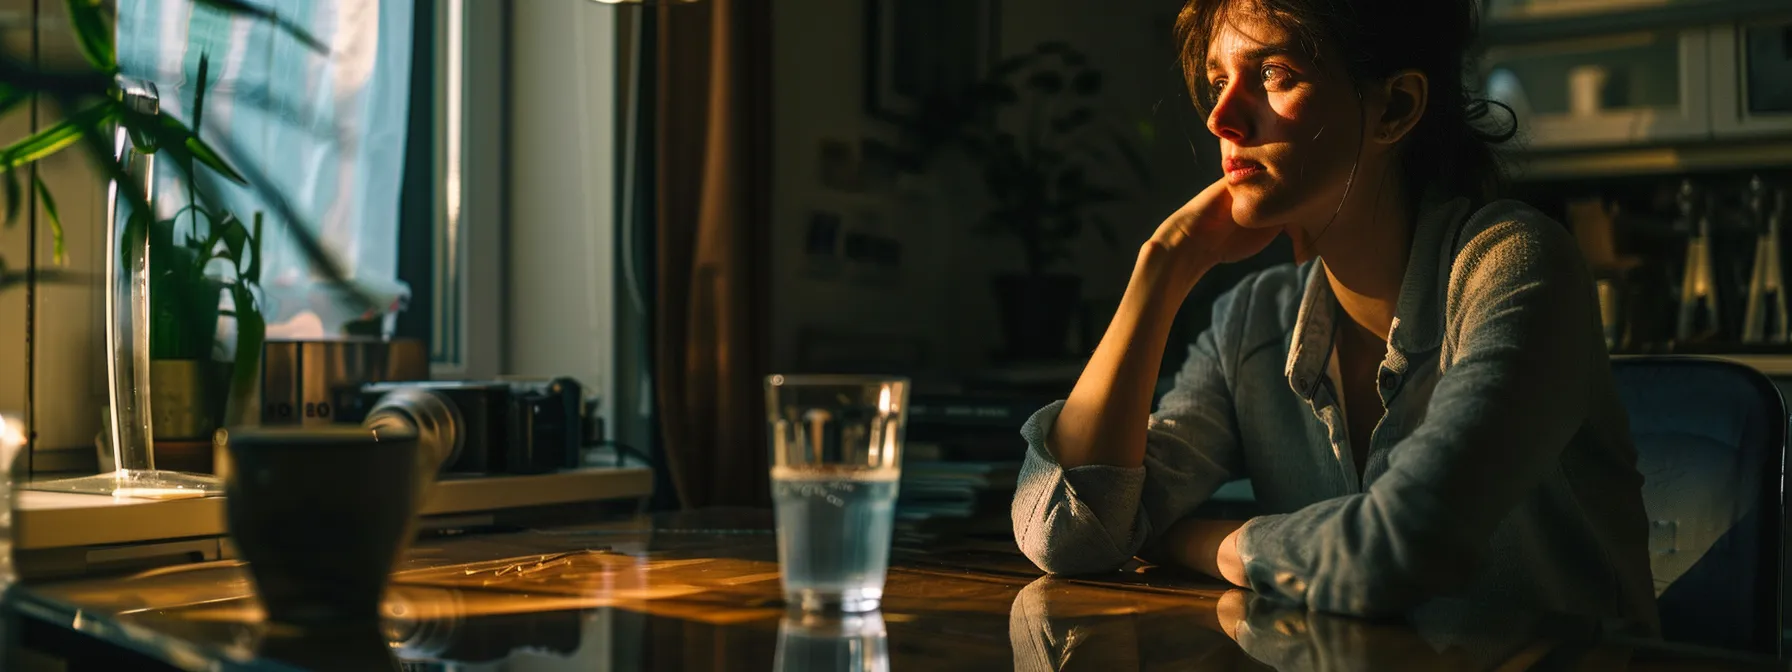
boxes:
[10,510,1784,670]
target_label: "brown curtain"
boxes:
[653,0,772,509]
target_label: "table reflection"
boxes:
[1006,576,1639,671]
[774,610,889,672]
[255,622,399,672]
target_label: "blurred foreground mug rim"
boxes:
[219,425,419,449]
[765,374,910,387]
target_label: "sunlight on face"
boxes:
[1203,9,1365,232]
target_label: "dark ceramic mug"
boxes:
[220,425,422,627]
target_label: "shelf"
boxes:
[1615,353,1792,377]
[1483,0,1792,45]
[1508,136,1792,181]
[1706,354,1792,377]
[13,467,654,551]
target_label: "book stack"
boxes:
[896,457,1021,521]
[893,393,1047,524]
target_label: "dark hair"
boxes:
[1176,0,1516,202]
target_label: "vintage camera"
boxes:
[342,378,589,476]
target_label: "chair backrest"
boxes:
[1612,356,1785,655]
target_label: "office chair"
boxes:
[1612,356,1786,655]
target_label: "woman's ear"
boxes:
[1372,69,1428,146]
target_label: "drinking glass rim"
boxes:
[765,374,910,387]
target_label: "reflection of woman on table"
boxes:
[1009,0,1656,632]
[1007,577,1589,671]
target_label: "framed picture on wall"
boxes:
[865,0,1001,121]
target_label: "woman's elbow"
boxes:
[1013,503,1134,575]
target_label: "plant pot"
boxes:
[992,273,1083,361]
[149,359,229,441]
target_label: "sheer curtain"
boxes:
[115,0,413,342]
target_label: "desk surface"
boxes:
[12,510,1784,671]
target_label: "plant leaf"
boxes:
[218,213,250,263]
[246,211,263,283]
[157,123,377,314]
[0,86,29,120]
[192,0,329,53]
[1072,71,1102,95]
[1051,107,1094,134]
[1083,186,1122,204]
[1091,215,1120,247]
[1026,71,1064,95]
[192,53,210,134]
[3,169,19,225]
[63,0,118,73]
[1055,166,1087,194]
[989,54,1036,80]
[128,110,248,185]
[33,174,65,264]
[0,103,114,171]
[1104,126,1152,183]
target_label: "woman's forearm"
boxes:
[1167,517,1247,586]
[1046,246,1207,469]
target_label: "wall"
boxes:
[0,0,110,469]
[769,0,1226,383]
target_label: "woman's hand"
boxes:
[1139,178,1282,291]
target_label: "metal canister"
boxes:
[259,338,429,426]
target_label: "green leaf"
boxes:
[246,212,263,283]
[192,53,210,134]
[63,0,118,73]
[1055,166,1087,194]
[0,86,29,120]
[218,213,250,263]
[33,174,65,264]
[1026,71,1064,95]
[1105,126,1152,183]
[0,104,114,171]
[223,281,266,426]
[3,169,18,225]
[1091,215,1120,247]
[192,0,330,53]
[1072,71,1102,96]
[130,110,248,185]
[1083,186,1122,204]
[989,54,1036,80]
[1051,108,1094,134]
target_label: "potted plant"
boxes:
[138,56,267,469]
[896,41,1152,361]
[0,2,357,485]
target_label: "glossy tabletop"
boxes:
[11,510,1785,671]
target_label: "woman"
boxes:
[1010,0,1658,631]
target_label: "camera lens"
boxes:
[365,388,464,474]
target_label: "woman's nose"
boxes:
[1206,83,1251,143]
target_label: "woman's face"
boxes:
[1204,13,1375,232]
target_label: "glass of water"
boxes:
[765,374,908,613]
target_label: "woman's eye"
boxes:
[1208,78,1228,99]
[1260,65,1292,90]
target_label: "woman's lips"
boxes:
[1224,158,1265,184]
